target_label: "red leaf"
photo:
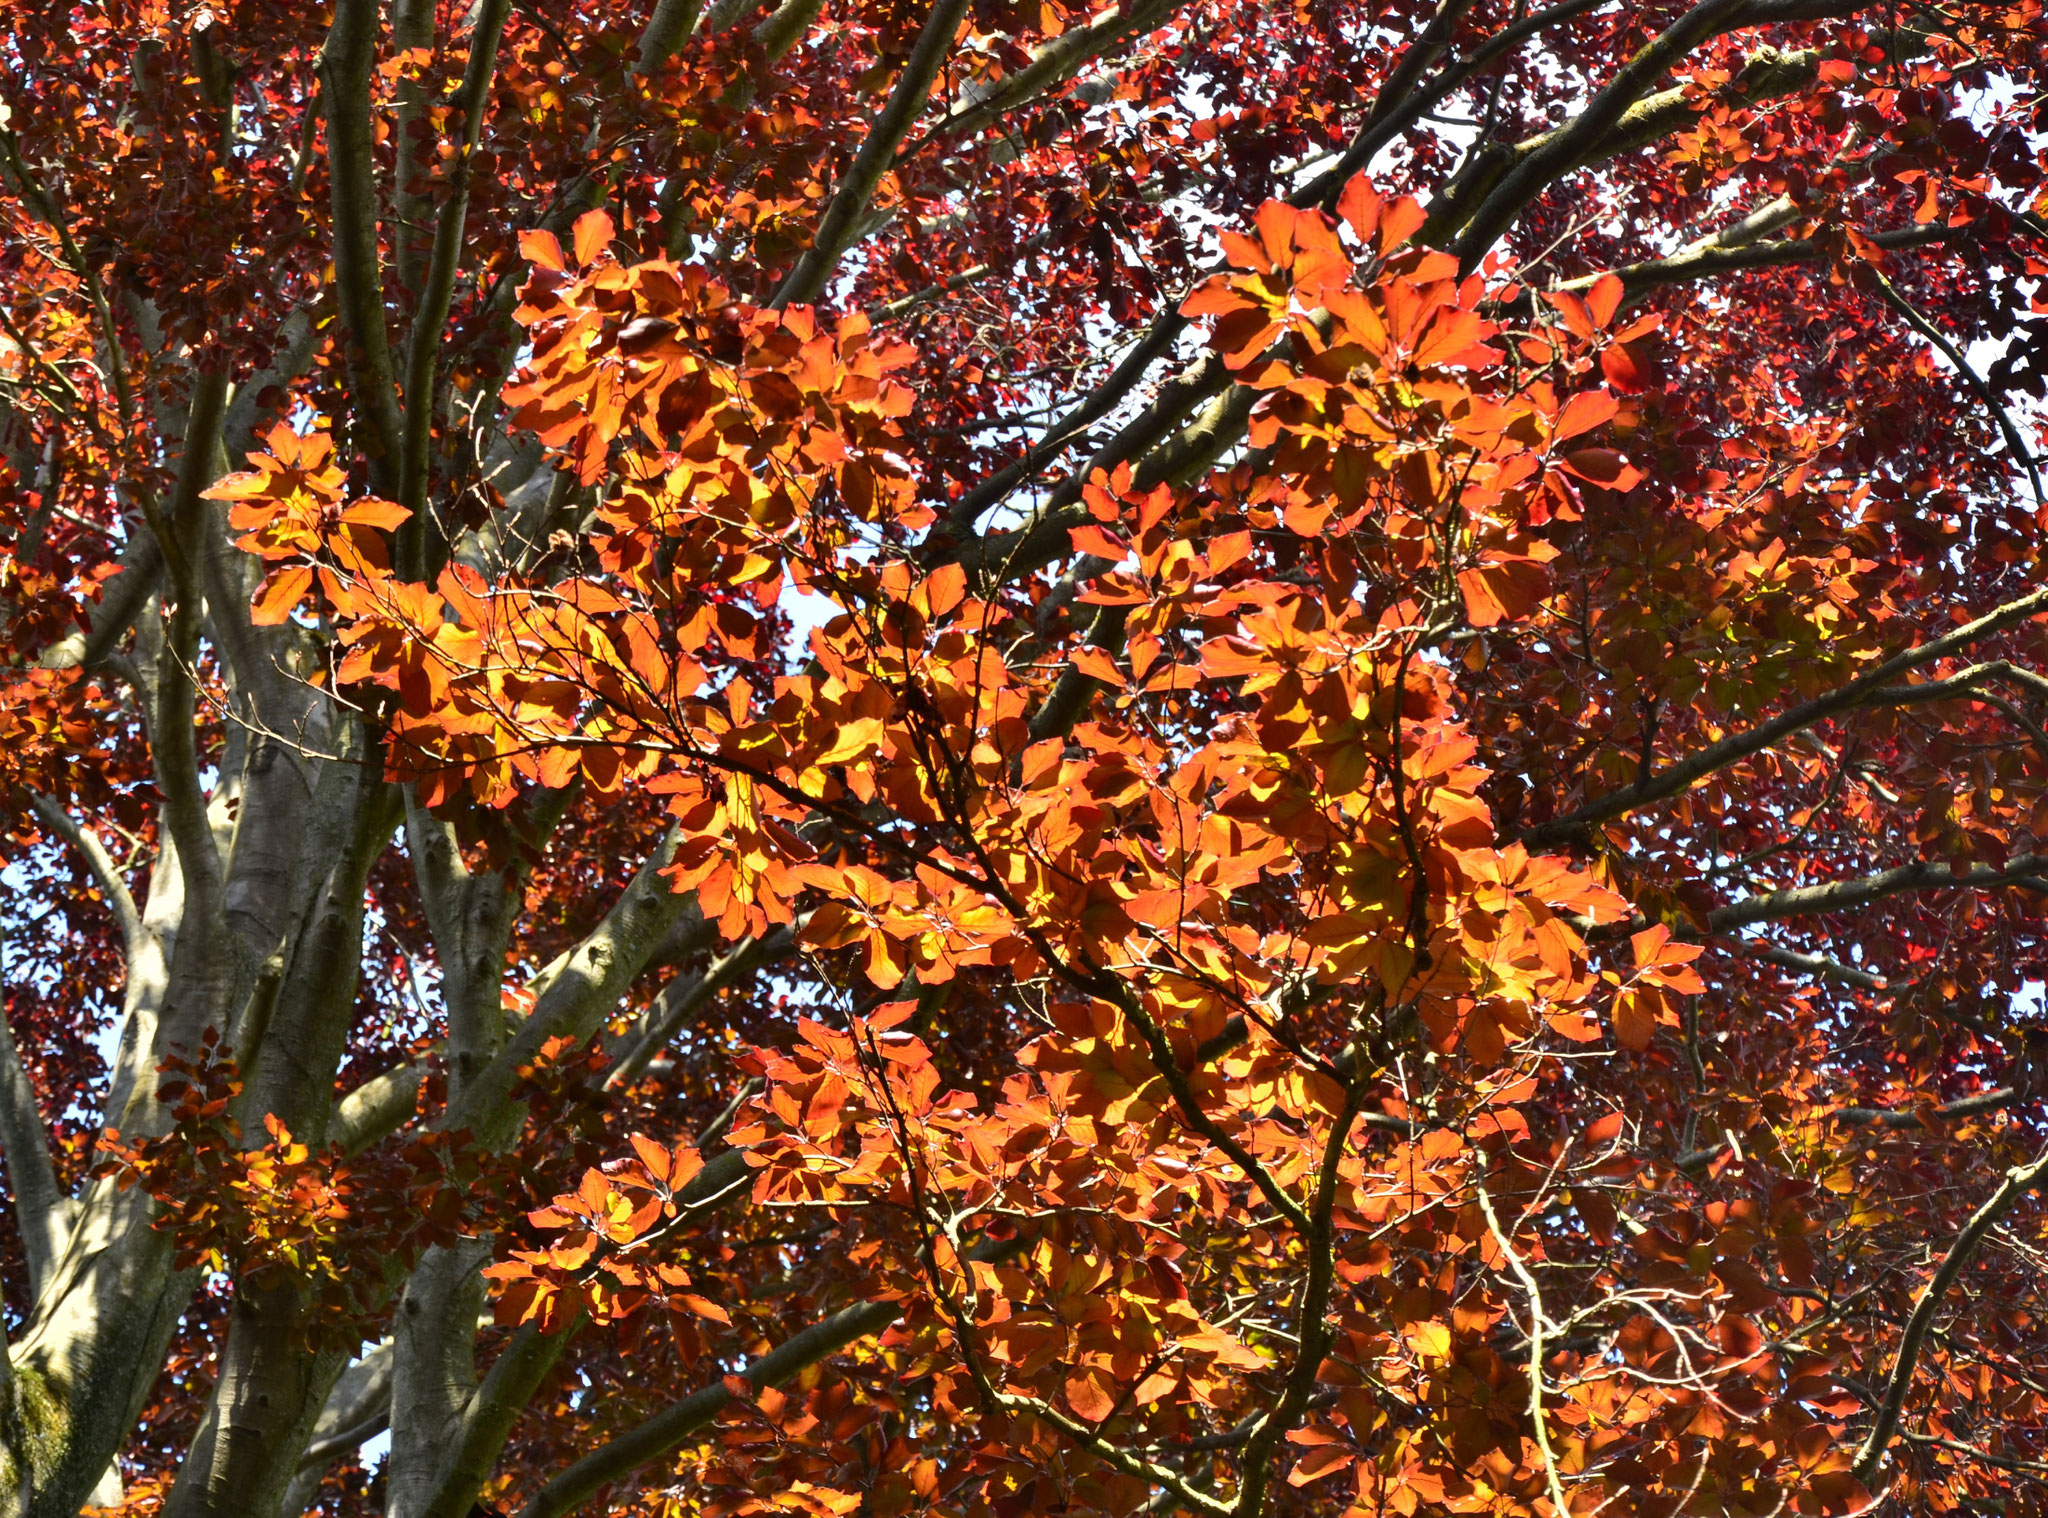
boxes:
[1553,389,1619,441]
[1585,272,1624,329]
[1559,447,1641,491]
[1601,342,1648,393]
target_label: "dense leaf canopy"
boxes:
[3,1,2048,1517]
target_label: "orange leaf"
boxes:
[1457,556,1550,627]
[249,565,314,625]
[1288,1444,1356,1486]
[1071,646,1126,688]
[1068,524,1129,561]
[572,209,615,267]
[1123,886,1188,928]
[1377,195,1426,254]
[675,1292,731,1324]
[1216,230,1273,275]
[1559,447,1641,491]
[520,228,566,271]
[1064,1366,1119,1422]
[339,498,413,530]
[1180,277,1255,318]
[1612,986,1658,1052]
[1336,175,1381,243]
[1628,923,1677,963]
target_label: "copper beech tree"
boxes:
[5,1,2048,1517]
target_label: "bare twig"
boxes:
[1475,1167,1574,1518]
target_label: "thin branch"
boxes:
[299,1405,391,1470]
[0,1003,69,1300]
[1297,0,1595,213]
[1851,1144,2048,1486]
[635,0,707,73]
[1870,264,2047,515]
[938,119,1922,587]
[318,0,407,495]
[168,349,232,559]
[1561,218,1951,299]
[515,1297,906,1518]
[389,0,440,304]
[203,307,326,707]
[1027,603,1128,743]
[982,1387,1234,1516]
[755,0,827,60]
[1707,852,2048,932]
[276,1338,396,1518]
[1750,943,1886,992]
[1520,595,2048,849]
[37,523,162,675]
[143,364,235,924]
[297,1341,395,1468]
[771,0,976,309]
[1832,1086,2019,1131]
[418,1316,578,1518]
[1679,1084,2025,1171]
[940,0,1600,539]
[398,0,516,578]
[1901,1430,2048,1479]
[149,586,227,926]
[1448,5,1879,270]
[446,830,693,1148]
[1097,983,1311,1233]
[605,923,797,1090]
[1229,1081,1362,1517]
[0,131,143,452]
[907,0,1184,150]
[29,793,141,955]
[333,1059,429,1156]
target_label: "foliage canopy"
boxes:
[4,1,2048,1517]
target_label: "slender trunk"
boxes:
[160,1284,349,1518]
[385,1241,493,1518]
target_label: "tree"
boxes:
[3,0,2048,1514]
